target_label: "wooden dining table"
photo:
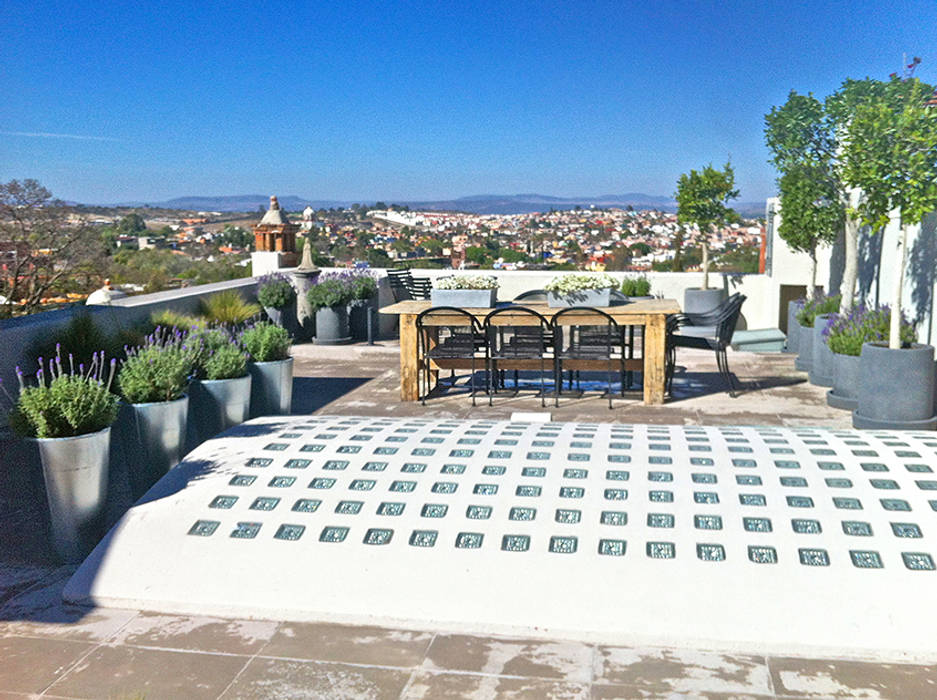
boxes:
[380,298,681,405]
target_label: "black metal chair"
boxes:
[551,307,623,409]
[484,307,552,407]
[667,293,747,397]
[513,289,549,303]
[415,307,485,405]
[387,268,431,301]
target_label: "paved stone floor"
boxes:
[2,344,933,699]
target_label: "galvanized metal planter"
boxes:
[808,314,834,387]
[827,352,860,411]
[117,396,188,500]
[191,375,252,445]
[547,288,611,308]
[30,427,111,563]
[264,300,299,338]
[785,300,804,354]
[853,342,937,430]
[793,320,812,372]
[349,298,378,341]
[430,288,497,308]
[314,306,351,345]
[249,358,294,418]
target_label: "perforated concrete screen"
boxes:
[66,415,937,657]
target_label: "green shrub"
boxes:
[257,274,296,309]
[28,313,121,374]
[796,293,840,328]
[187,327,231,379]
[150,309,205,332]
[118,329,195,403]
[349,273,378,300]
[240,322,291,362]
[202,343,248,380]
[826,306,917,356]
[306,277,354,311]
[201,290,261,325]
[9,350,119,438]
[621,276,651,296]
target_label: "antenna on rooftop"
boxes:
[890,53,921,81]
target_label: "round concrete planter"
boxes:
[349,298,378,342]
[793,320,812,372]
[683,288,726,314]
[264,300,299,338]
[117,396,188,500]
[547,288,612,308]
[29,427,111,563]
[853,343,937,430]
[808,314,835,387]
[785,300,803,354]
[249,358,294,418]
[314,306,351,345]
[191,375,252,445]
[827,352,860,411]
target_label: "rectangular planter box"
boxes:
[547,288,612,308]
[430,288,497,308]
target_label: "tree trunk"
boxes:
[701,241,709,290]
[839,215,858,313]
[890,224,908,350]
[808,246,817,302]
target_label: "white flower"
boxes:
[544,273,617,293]
[434,275,499,290]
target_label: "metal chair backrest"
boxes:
[714,294,746,347]
[484,306,550,358]
[409,277,432,300]
[550,306,620,357]
[513,289,549,303]
[387,268,414,302]
[416,306,482,353]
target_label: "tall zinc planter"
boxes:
[828,354,860,411]
[264,299,299,338]
[785,300,803,354]
[794,321,812,372]
[808,314,834,387]
[191,375,252,444]
[853,343,937,430]
[30,428,111,563]
[249,358,293,417]
[116,396,188,500]
[314,306,351,344]
[349,298,378,341]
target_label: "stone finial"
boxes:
[270,195,280,210]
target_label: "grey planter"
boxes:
[808,314,835,387]
[684,288,726,314]
[117,396,188,500]
[349,297,378,341]
[430,288,497,308]
[827,352,860,411]
[30,427,111,563]
[249,358,294,418]
[264,299,299,338]
[547,288,612,308]
[313,306,351,345]
[190,375,252,445]
[853,342,937,430]
[793,320,812,372]
[785,300,804,354]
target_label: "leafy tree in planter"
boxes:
[764,91,840,301]
[674,162,739,290]
[842,77,937,349]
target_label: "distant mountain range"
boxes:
[111,192,766,217]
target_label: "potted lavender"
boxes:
[187,327,251,446]
[431,275,498,308]
[242,321,293,417]
[7,348,119,563]
[115,328,195,499]
[257,272,298,336]
[307,274,355,344]
[348,271,379,341]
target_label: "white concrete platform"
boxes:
[65,415,937,661]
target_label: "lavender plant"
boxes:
[8,346,119,438]
[825,306,917,356]
[117,327,196,404]
[257,273,296,309]
[240,322,291,363]
[306,274,355,311]
[188,327,248,380]
[795,292,841,328]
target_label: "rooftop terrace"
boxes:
[3,343,932,698]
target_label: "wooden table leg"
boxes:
[399,313,419,401]
[643,314,666,405]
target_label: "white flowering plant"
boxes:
[544,273,617,294]
[434,275,499,290]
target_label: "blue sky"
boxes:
[1,1,935,204]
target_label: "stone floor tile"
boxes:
[109,611,278,655]
[0,571,137,642]
[218,657,411,699]
[403,670,590,699]
[46,644,248,700]
[0,692,43,699]
[0,636,94,695]
[423,634,594,683]
[594,647,773,697]
[768,656,937,699]
[593,685,773,699]
[261,622,433,667]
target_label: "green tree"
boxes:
[674,162,739,288]
[219,225,252,249]
[843,77,937,348]
[116,213,147,234]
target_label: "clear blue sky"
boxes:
[1,1,935,205]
